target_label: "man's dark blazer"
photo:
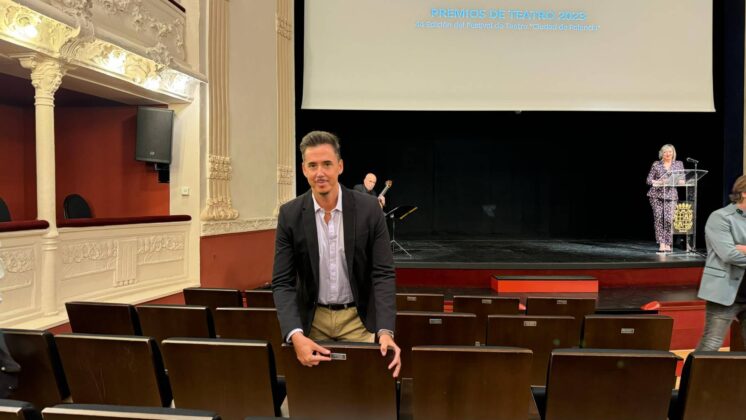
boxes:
[353,184,376,196]
[271,186,396,339]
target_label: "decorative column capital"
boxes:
[15,54,68,105]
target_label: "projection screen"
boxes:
[302,0,714,112]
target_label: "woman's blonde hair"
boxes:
[658,144,676,161]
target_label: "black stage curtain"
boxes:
[294,0,743,241]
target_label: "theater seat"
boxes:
[65,302,142,335]
[582,314,673,351]
[213,308,285,375]
[453,295,520,344]
[41,404,219,419]
[2,329,69,409]
[0,198,10,222]
[137,304,214,344]
[396,311,478,378]
[183,287,243,311]
[412,345,532,420]
[244,289,275,308]
[0,399,41,420]
[669,351,746,420]
[525,297,596,338]
[534,348,677,420]
[55,334,171,407]
[62,194,92,219]
[282,342,397,420]
[396,293,444,312]
[162,338,285,418]
[486,315,579,386]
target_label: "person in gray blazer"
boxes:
[696,175,746,350]
[272,131,401,377]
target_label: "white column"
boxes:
[17,54,67,316]
[201,0,239,221]
[275,0,295,214]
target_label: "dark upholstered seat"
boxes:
[183,287,243,310]
[486,315,579,386]
[244,289,275,308]
[534,348,677,420]
[412,345,532,420]
[65,301,141,335]
[0,198,11,223]
[0,399,41,420]
[213,307,285,375]
[162,338,284,419]
[2,329,69,409]
[396,293,444,312]
[282,342,397,420]
[62,194,92,219]
[41,404,219,419]
[669,351,746,420]
[453,295,520,344]
[582,314,673,351]
[137,304,214,344]
[525,297,596,338]
[54,334,171,407]
[396,311,478,378]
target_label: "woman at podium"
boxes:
[646,144,684,253]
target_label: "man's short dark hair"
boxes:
[730,175,746,203]
[299,131,341,161]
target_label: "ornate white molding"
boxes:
[16,53,67,103]
[61,240,117,263]
[1,0,201,102]
[201,0,239,221]
[137,233,184,253]
[277,164,293,186]
[208,154,232,181]
[0,2,79,55]
[275,0,295,215]
[276,14,291,40]
[0,247,35,273]
[201,218,278,237]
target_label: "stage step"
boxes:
[491,275,598,293]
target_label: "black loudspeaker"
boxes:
[136,106,174,164]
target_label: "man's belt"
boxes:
[317,302,356,310]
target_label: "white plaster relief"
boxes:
[136,234,185,264]
[116,239,137,286]
[0,247,35,273]
[201,218,278,236]
[60,240,117,279]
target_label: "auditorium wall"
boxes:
[54,106,170,220]
[0,104,35,221]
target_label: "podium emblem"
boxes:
[674,202,694,234]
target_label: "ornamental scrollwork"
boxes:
[208,155,233,181]
[137,234,185,255]
[0,248,34,273]
[61,240,118,264]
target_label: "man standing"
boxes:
[354,173,386,208]
[696,175,746,350]
[272,131,401,377]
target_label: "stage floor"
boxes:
[392,239,705,269]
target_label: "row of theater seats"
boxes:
[0,400,221,419]
[1,334,744,420]
[63,294,672,383]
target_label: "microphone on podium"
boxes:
[686,157,699,164]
